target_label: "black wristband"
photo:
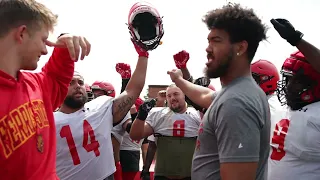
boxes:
[137,111,148,121]
[121,78,130,93]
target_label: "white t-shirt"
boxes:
[111,114,131,144]
[55,96,117,180]
[120,132,143,151]
[146,107,201,139]
[268,99,320,180]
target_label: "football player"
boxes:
[85,84,94,102]
[267,51,320,180]
[130,84,201,180]
[54,37,150,180]
[115,63,149,180]
[251,60,287,135]
[91,80,129,180]
[167,4,270,180]
[91,81,116,98]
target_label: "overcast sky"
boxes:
[36,0,320,98]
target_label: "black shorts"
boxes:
[120,150,140,172]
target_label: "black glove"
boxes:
[140,167,150,180]
[194,77,211,87]
[270,18,303,46]
[136,99,156,121]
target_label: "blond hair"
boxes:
[0,0,58,37]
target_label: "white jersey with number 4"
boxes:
[146,107,201,138]
[55,95,129,180]
[268,101,320,180]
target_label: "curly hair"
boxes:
[203,3,267,62]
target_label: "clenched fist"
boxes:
[116,63,131,79]
[173,50,189,69]
[167,69,183,82]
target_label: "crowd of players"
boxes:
[1,0,320,180]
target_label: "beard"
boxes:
[170,105,182,113]
[169,101,184,113]
[205,49,234,78]
[64,94,88,109]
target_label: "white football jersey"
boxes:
[120,132,143,151]
[146,107,201,138]
[55,95,118,180]
[268,101,320,180]
[268,94,287,139]
[111,114,131,144]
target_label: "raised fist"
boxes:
[116,63,131,79]
[270,18,303,46]
[137,98,156,121]
[173,50,190,69]
[167,69,183,82]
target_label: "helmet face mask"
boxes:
[128,2,164,51]
[276,51,320,110]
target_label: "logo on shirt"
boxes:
[196,122,204,150]
[0,100,49,158]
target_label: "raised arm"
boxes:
[173,50,193,81]
[271,18,320,72]
[112,42,148,124]
[32,34,90,109]
[167,69,215,109]
[129,99,156,140]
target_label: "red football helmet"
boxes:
[251,59,280,95]
[85,84,94,102]
[277,51,320,107]
[91,81,116,97]
[128,1,164,51]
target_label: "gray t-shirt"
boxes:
[192,76,270,180]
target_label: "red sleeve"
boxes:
[35,48,74,109]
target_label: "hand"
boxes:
[167,69,183,82]
[132,39,149,58]
[140,168,150,180]
[116,63,131,79]
[46,34,91,61]
[173,50,189,69]
[194,77,211,87]
[137,98,156,120]
[270,18,303,46]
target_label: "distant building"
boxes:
[147,85,168,99]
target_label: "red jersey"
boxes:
[0,48,74,180]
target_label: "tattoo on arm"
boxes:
[117,96,134,113]
[113,96,134,124]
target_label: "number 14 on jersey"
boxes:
[60,120,101,165]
